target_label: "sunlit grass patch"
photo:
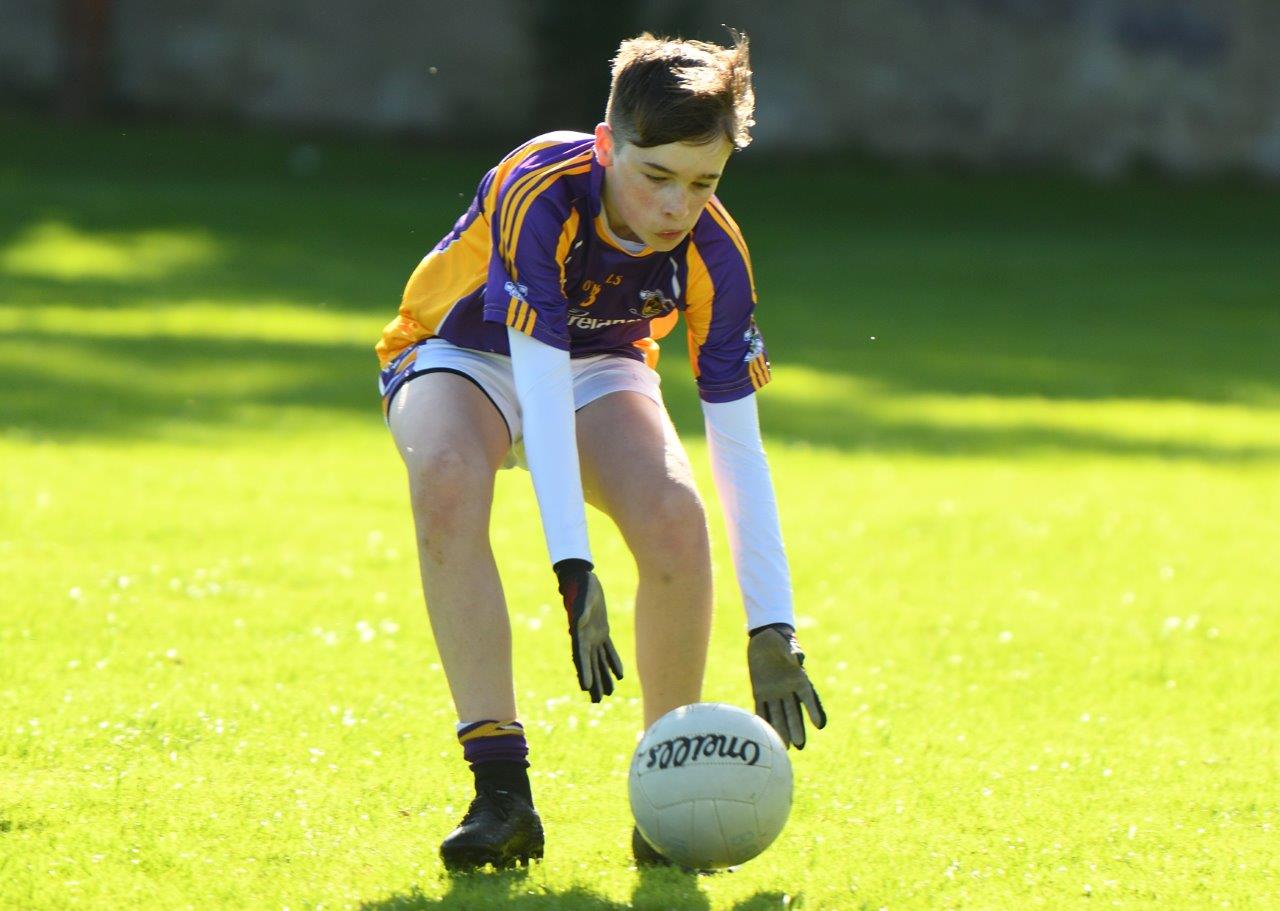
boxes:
[759,363,1280,461]
[0,300,382,345]
[1,221,222,281]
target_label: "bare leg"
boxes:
[388,372,515,723]
[577,392,714,727]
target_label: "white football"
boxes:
[628,702,793,869]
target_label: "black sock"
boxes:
[456,719,531,803]
[473,760,533,803]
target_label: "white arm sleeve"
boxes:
[507,327,592,566]
[702,394,794,630]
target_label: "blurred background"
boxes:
[4,0,1280,178]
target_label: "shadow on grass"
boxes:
[361,873,626,911]
[360,865,787,911]
[1,326,1278,463]
[3,119,1279,458]
[0,331,373,434]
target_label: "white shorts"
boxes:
[380,337,664,469]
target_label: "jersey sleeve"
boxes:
[482,153,590,350]
[684,202,772,403]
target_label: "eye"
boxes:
[645,174,666,184]
[693,183,713,191]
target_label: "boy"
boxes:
[376,30,826,870]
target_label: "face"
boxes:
[595,123,732,252]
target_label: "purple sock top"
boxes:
[457,719,529,765]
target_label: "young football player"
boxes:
[376,30,826,870]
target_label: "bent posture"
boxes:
[375,31,826,870]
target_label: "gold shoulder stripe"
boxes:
[555,208,582,296]
[500,151,592,274]
[499,153,577,270]
[500,155,567,255]
[486,140,558,212]
[502,159,589,278]
[498,139,551,166]
[684,241,716,380]
[706,199,757,302]
[507,161,591,277]
[706,199,755,292]
[707,196,749,253]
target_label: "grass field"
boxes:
[2,115,1279,910]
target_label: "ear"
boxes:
[594,122,614,167]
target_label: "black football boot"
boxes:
[440,786,544,871]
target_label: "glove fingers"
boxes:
[570,640,586,690]
[576,637,595,692]
[801,682,827,729]
[597,652,615,697]
[603,639,624,680]
[782,694,806,749]
[769,699,791,748]
[589,660,603,702]
[783,696,803,747]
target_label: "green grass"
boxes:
[2,114,1279,910]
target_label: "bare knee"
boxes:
[628,481,710,578]
[405,448,492,556]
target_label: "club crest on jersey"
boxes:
[638,289,676,318]
[504,280,530,303]
[742,322,765,362]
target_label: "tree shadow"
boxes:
[1,323,1277,464]
[0,330,374,440]
[630,866,712,911]
[3,118,1279,459]
[358,864,787,911]
[359,870,625,911]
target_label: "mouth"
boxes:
[655,230,685,242]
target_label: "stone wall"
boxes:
[719,0,1280,176]
[0,1,59,94]
[2,0,1278,176]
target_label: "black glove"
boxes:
[748,623,827,749]
[555,559,624,703]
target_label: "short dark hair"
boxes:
[605,30,755,150]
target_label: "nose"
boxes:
[661,185,691,222]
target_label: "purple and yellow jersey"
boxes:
[375,131,771,404]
